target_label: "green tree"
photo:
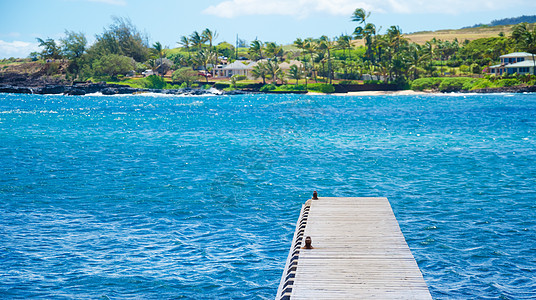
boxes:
[195,48,216,82]
[178,36,192,59]
[172,67,200,87]
[264,59,282,84]
[249,40,263,61]
[89,16,150,62]
[215,42,235,58]
[319,36,335,84]
[60,30,87,77]
[36,37,62,60]
[92,54,135,79]
[352,8,376,63]
[265,42,283,60]
[251,62,269,84]
[152,41,166,75]
[190,31,205,51]
[60,30,87,60]
[294,38,306,62]
[288,64,303,85]
[202,28,218,49]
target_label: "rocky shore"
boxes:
[0,82,251,96]
[1,70,534,96]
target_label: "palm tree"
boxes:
[249,40,263,61]
[351,8,370,25]
[178,36,192,59]
[152,41,165,76]
[202,28,218,50]
[294,38,306,62]
[265,42,283,60]
[406,43,427,80]
[337,34,353,78]
[264,59,282,84]
[319,35,335,84]
[196,48,216,82]
[352,8,375,61]
[423,40,435,76]
[251,62,269,84]
[190,31,204,51]
[288,64,303,86]
[511,22,536,75]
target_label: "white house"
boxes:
[489,52,535,75]
[213,60,305,79]
[214,61,252,78]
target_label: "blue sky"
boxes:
[1,0,535,58]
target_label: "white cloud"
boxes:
[0,40,40,59]
[203,0,533,18]
[87,0,127,6]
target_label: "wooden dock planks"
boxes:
[276,197,432,300]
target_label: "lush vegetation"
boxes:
[20,11,536,93]
[412,74,536,92]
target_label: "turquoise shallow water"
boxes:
[1,92,535,299]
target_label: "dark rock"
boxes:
[101,88,118,95]
[0,84,34,94]
[36,85,65,94]
[64,88,86,96]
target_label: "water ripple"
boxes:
[1,93,535,298]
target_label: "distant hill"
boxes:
[397,22,535,46]
[464,15,536,28]
[350,20,535,47]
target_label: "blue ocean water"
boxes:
[0,92,535,299]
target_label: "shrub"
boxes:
[307,83,335,93]
[273,84,306,91]
[259,84,276,92]
[142,75,167,89]
[471,79,493,90]
[438,77,475,92]
[495,78,520,87]
[172,67,200,87]
[411,78,443,91]
[235,82,262,89]
[214,82,231,89]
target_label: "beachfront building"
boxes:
[489,52,535,75]
[213,61,252,78]
[213,60,304,79]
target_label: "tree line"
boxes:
[33,10,536,88]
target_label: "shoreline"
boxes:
[1,82,535,96]
[308,90,431,96]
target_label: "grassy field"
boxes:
[352,23,535,46]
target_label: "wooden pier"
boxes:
[276,196,432,299]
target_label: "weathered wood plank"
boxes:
[276,197,431,300]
